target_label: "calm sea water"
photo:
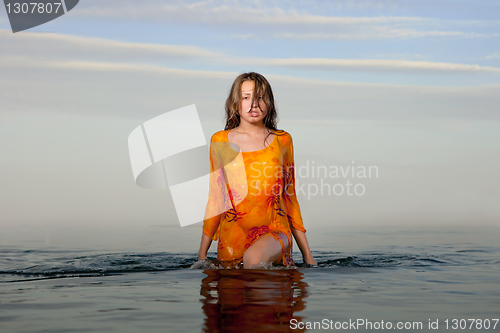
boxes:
[0,224,499,332]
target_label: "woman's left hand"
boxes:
[303,254,317,266]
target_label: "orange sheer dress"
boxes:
[202,129,307,268]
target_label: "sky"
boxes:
[0,0,499,233]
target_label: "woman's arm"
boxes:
[283,133,316,266]
[199,136,223,261]
[291,227,317,265]
[198,232,213,260]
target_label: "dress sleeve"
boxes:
[283,134,307,233]
[202,138,227,241]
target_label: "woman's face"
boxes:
[239,80,268,124]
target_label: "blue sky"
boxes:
[0,0,499,231]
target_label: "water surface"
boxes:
[1,224,498,332]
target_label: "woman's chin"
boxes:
[243,117,263,123]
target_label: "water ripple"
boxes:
[0,245,497,281]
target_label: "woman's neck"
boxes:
[234,120,268,135]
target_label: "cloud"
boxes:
[64,0,499,41]
[74,1,425,25]
[248,58,500,74]
[1,28,499,124]
[0,29,221,62]
[2,29,499,76]
[485,52,500,60]
[273,30,499,41]
[0,54,234,79]
[1,49,499,123]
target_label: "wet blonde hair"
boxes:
[224,72,280,143]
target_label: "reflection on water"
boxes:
[200,269,309,332]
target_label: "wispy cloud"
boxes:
[2,29,499,76]
[68,0,498,41]
[0,55,236,80]
[248,58,500,74]
[0,29,222,61]
[272,30,499,41]
[485,52,500,60]
[75,1,425,25]
[2,50,499,122]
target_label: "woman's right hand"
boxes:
[198,232,212,261]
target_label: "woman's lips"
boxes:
[250,111,259,117]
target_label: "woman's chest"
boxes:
[227,131,275,152]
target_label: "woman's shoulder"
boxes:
[210,130,228,142]
[272,129,293,144]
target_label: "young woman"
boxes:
[198,72,316,269]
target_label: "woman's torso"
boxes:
[215,129,291,261]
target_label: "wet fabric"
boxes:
[202,129,306,267]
